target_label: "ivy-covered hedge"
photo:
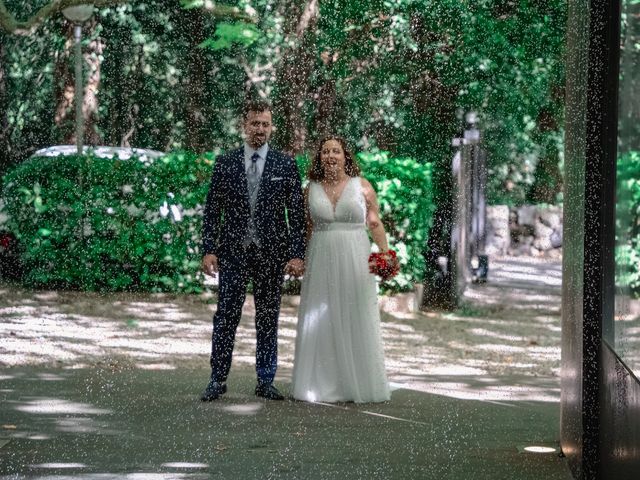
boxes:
[2,150,433,293]
[2,152,214,292]
[358,151,433,291]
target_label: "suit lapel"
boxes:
[232,148,250,207]
[255,149,275,207]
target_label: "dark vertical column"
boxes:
[600,0,640,477]
[583,1,621,478]
[599,344,640,479]
[562,1,621,479]
[561,0,589,473]
[585,0,619,361]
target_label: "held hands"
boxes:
[285,258,305,277]
[202,254,219,277]
[203,255,303,277]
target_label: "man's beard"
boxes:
[251,135,266,147]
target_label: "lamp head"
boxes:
[62,4,94,23]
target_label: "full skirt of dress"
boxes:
[291,226,390,403]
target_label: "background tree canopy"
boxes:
[0,0,566,205]
[0,0,567,292]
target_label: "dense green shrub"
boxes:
[616,151,640,295]
[2,151,215,292]
[358,151,433,292]
[3,150,432,293]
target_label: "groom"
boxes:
[200,100,305,401]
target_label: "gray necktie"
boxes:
[247,152,260,198]
[245,152,261,247]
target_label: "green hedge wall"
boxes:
[357,151,434,291]
[2,152,214,292]
[616,151,640,295]
[2,150,433,293]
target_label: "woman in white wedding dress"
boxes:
[291,136,393,403]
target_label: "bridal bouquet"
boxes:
[368,250,400,280]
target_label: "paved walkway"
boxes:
[0,256,572,479]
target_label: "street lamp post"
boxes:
[62,5,94,288]
[463,112,488,284]
[62,5,94,155]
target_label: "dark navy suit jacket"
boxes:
[202,147,305,264]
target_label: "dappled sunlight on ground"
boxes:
[0,256,564,406]
[390,375,561,404]
[14,398,111,416]
[0,292,216,368]
[0,264,571,480]
[0,365,568,480]
[19,472,207,479]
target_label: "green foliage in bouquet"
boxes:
[2,151,215,292]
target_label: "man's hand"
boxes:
[284,258,304,277]
[202,254,219,277]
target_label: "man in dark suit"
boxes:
[200,100,305,401]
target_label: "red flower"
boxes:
[368,249,400,280]
[0,233,13,250]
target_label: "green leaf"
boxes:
[200,22,260,51]
[33,196,47,213]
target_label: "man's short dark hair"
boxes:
[243,100,272,120]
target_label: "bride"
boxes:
[291,136,394,403]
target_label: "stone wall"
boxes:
[485,204,563,257]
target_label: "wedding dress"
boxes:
[291,177,390,403]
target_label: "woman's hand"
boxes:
[285,258,305,277]
[202,254,219,276]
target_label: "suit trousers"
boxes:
[209,244,285,385]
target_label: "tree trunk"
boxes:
[527,106,562,203]
[0,41,10,176]
[408,11,462,309]
[53,19,103,146]
[619,5,640,152]
[83,20,104,146]
[311,71,337,143]
[101,23,130,147]
[271,0,320,156]
[53,23,75,144]
[182,9,209,152]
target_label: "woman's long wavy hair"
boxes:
[308,135,361,181]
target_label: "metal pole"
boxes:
[457,138,472,298]
[74,24,84,155]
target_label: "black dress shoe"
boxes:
[255,383,284,400]
[200,380,227,401]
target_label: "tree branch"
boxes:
[0,0,249,35]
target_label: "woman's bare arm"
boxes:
[304,185,314,246]
[361,178,389,252]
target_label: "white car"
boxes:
[32,145,165,162]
